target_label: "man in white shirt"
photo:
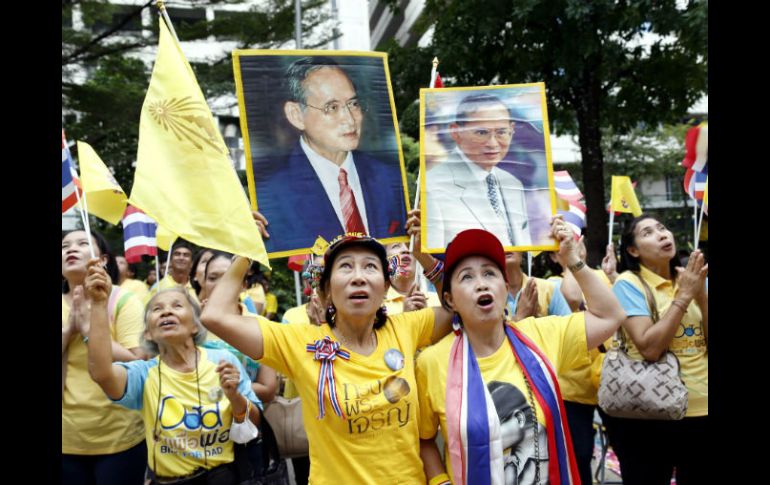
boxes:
[426,93,533,249]
[254,57,407,255]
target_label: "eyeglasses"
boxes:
[460,127,514,143]
[302,98,367,117]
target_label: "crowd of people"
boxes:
[62,206,707,485]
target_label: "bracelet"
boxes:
[423,259,444,284]
[233,397,250,422]
[670,299,689,312]
[568,260,586,272]
[428,473,451,485]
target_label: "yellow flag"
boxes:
[129,19,269,268]
[703,177,708,206]
[156,225,176,252]
[311,236,330,256]
[610,176,642,217]
[77,141,127,224]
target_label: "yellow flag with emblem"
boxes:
[311,236,330,256]
[129,18,269,268]
[77,141,127,225]
[610,176,642,217]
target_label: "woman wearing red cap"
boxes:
[416,218,626,485]
[201,229,455,484]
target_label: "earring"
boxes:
[451,313,462,332]
[504,307,510,320]
[327,303,337,324]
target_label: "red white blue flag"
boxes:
[61,130,81,213]
[122,205,158,263]
[553,170,584,201]
[682,124,708,174]
[684,168,707,211]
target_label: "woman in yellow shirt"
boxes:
[416,219,625,485]
[61,230,147,485]
[201,230,454,484]
[603,215,708,485]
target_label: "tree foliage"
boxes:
[384,0,707,264]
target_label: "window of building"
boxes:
[86,4,144,35]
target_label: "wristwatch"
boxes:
[568,260,586,272]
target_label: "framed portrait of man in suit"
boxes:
[419,83,559,253]
[233,50,411,257]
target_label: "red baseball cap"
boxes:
[443,229,509,289]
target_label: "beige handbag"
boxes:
[262,396,309,458]
[598,274,688,420]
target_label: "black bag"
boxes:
[253,417,290,485]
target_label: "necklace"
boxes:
[334,327,377,351]
[152,347,207,476]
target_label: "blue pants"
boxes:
[62,441,147,485]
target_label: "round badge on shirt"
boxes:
[384,348,405,371]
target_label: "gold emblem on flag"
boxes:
[148,97,227,154]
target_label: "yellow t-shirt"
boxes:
[146,274,199,305]
[264,292,278,315]
[558,268,613,405]
[258,308,435,484]
[612,266,708,417]
[383,286,442,316]
[121,278,149,301]
[246,284,266,311]
[282,304,310,325]
[61,291,146,455]
[114,348,260,478]
[416,313,589,483]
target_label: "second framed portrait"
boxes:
[233,50,411,257]
[419,83,559,253]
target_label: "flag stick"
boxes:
[695,200,706,251]
[692,203,698,248]
[294,271,302,307]
[154,254,160,294]
[608,210,615,247]
[163,239,174,293]
[156,1,180,43]
[72,168,96,259]
[410,57,440,293]
[527,252,532,277]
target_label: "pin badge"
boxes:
[384,348,405,371]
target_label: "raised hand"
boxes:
[514,277,539,321]
[85,258,111,302]
[216,360,242,401]
[403,282,428,312]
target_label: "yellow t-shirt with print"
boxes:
[258,308,435,485]
[612,266,708,417]
[61,291,145,455]
[416,313,589,482]
[558,268,613,405]
[121,278,149,301]
[114,347,260,479]
[383,285,442,316]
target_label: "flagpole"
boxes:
[527,252,532,277]
[73,175,97,260]
[411,57,439,294]
[692,203,697,248]
[156,1,180,43]
[608,210,615,247]
[695,200,706,251]
[294,271,302,307]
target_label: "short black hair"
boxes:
[319,240,390,329]
[61,230,119,293]
[618,214,678,278]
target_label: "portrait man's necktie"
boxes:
[486,173,515,245]
[339,168,367,234]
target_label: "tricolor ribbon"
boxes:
[306,336,350,419]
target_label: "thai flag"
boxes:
[681,124,708,174]
[558,200,586,239]
[122,205,158,263]
[684,168,708,202]
[553,170,583,201]
[61,130,81,213]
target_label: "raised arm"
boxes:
[552,219,625,350]
[406,208,444,295]
[84,259,128,400]
[200,256,266,360]
[621,251,707,361]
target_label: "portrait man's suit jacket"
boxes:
[255,143,407,254]
[425,151,531,249]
